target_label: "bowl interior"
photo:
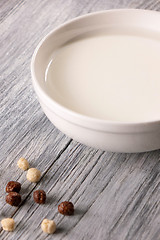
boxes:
[32,9,160,124]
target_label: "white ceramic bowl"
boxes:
[31,9,160,153]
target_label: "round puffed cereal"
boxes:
[6,181,21,193]
[6,192,21,206]
[26,168,41,183]
[58,201,74,215]
[17,157,29,171]
[41,219,56,234]
[1,218,15,231]
[33,190,46,204]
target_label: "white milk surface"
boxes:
[45,32,160,122]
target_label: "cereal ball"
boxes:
[6,181,21,193]
[58,201,74,215]
[33,190,46,204]
[17,157,29,171]
[1,218,15,231]
[26,168,41,183]
[6,192,21,206]
[41,219,56,234]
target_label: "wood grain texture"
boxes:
[0,0,160,239]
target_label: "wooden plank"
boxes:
[0,0,73,227]
[0,0,25,23]
[0,0,160,239]
[0,142,159,239]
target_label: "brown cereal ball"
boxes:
[6,192,21,206]
[58,201,74,215]
[6,181,21,193]
[33,190,46,204]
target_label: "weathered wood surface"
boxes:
[0,0,160,239]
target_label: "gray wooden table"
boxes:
[0,0,160,239]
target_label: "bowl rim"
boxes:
[31,8,160,132]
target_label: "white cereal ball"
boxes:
[17,157,29,171]
[1,218,15,231]
[26,168,41,183]
[41,219,56,234]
